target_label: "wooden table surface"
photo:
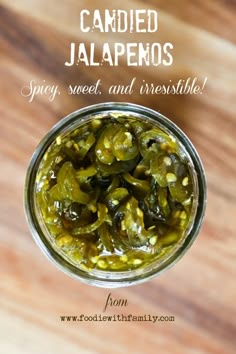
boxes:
[0,1,236,353]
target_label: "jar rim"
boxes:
[24,102,207,288]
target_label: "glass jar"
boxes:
[24,102,207,288]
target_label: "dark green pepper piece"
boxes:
[139,128,177,157]
[95,124,120,165]
[105,187,129,211]
[72,203,107,235]
[112,127,139,161]
[118,197,156,247]
[122,172,151,197]
[56,161,91,204]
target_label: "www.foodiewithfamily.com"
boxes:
[60,314,175,324]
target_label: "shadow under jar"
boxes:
[24,102,207,288]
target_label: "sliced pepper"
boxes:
[56,161,91,204]
[72,203,108,235]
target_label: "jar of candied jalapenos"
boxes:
[24,102,207,287]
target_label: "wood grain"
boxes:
[0,1,236,354]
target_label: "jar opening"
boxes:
[24,103,207,287]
